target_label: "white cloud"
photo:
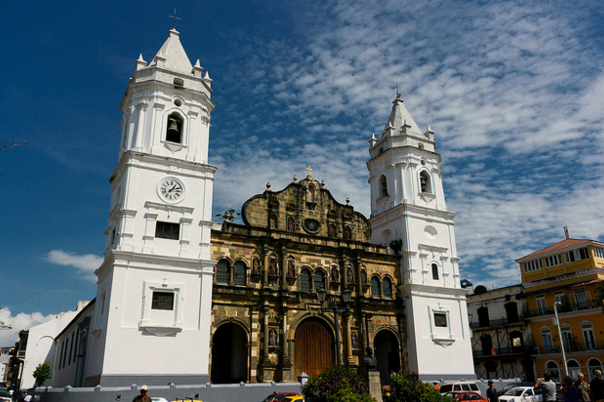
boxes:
[46,250,102,282]
[0,307,56,347]
[208,0,604,290]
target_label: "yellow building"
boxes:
[517,235,604,383]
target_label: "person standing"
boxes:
[576,373,590,402]
[591,370,604,402]
[559,376,579,402]
[132,385,151,402]
[487,380,499,402]
[536,373,558,402]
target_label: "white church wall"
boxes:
[21,308,84,389]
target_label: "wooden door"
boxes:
[294,318,334,378]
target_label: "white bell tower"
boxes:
[85,29,217,386]
[367,94,475,381]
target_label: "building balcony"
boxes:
[16,350,25,359]
[473,346,531,358]
[524,299,597,318]
[469,316,526,329]
[532,341,604,355]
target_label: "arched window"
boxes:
[371,276,380,298]
[420,171,431,193]
[382,277,392,298]
[379,175,388,198]
[431,263,439,280]
[300,269,311,291]
[546,361,561,383]
[588,358,603,382]
[233,261,246,286]
[166,113,183,144]
[314,270,325,291]
[567,360,581,380]
[216,259,229,284]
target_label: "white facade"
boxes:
[21,304,88,388]
[367,95,475,380]
[83,29,217,387]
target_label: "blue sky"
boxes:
[1,0,604,344]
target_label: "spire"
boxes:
[384,95,422,135]
[150,29,193,74]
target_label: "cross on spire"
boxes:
[395,83,401,98]
[169,8,181,29]
[305,166,313,177]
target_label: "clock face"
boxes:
[158,178,185,202]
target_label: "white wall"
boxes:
[22,303,89,389]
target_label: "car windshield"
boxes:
[505,388,525,396]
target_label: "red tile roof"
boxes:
[517,238,593,261]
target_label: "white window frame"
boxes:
[582,324,596,350]
[537,296,548,315]
[544,254,562,268]
[139,280,184,336]
[524,259,543,272]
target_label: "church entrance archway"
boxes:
[294,318,334,378]
[374,330,400,385]
[211,322,248,384]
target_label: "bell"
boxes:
[168,120,179,133]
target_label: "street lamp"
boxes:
[554,301,568,377]
[316,287,352,364]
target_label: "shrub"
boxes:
[386,373,455,402]
[302,364,374,402]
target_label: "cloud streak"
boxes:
[46,250,102,282]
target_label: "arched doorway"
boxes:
[374,330,400,385]
[294,318,334,378]
[211,322,248,384]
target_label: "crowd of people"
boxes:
[486,370,604,402]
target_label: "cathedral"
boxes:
[49,29,475,389]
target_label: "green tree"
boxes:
[386,373,455,402]
[33,362,52,387]
[301,364,375,402]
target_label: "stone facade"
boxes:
[209,173,406,384]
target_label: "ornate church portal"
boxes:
[294,318,334,379]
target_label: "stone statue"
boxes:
[269,259,278,276]
[331,266,339,283]
[363,347,378,372]
[252,258,261,275]
[287,260,295,278]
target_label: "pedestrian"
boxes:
[487,380,499,402]
[536,372,558,402]
[434,382,440,392]
[591,370,604,402]
[558,376,579,402]
[132,385,151,402]
[575,373,590,402]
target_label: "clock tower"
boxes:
[367,95,475,381]
[86,29,217,386]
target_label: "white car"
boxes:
[499,386,542,402]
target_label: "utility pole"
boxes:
[554,301,568,376]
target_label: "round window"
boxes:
[303,219,321,233]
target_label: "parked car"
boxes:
[261,392,301,402]
[500,382,534,396]
[499,386,542,402]
[0,391,11,402]
[151,398,170,402]
[440,382,481,393]
[447,391,488,402]
[282,397,306,402]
